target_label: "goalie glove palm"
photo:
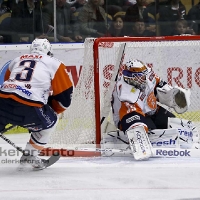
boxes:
[157,85,191,114]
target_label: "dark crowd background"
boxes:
[0,0,199,44]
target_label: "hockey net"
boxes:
[43,36,200,156]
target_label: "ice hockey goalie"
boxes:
[103,59,194,160]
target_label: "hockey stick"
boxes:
[0,125,17,134]
[69,147,200,158]
[101,43,126,127]
[0,125,60,168]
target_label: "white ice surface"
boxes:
[0,133,200,200]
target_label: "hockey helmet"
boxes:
[123,59,148,90]
[30,38,53,56]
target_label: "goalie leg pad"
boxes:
[126,126,152,160]
[149,129,180,148]
[168,117,198,148]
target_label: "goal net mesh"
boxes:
[46,37,200,149]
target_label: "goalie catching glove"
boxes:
[156,85,191,114]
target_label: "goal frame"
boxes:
[42,35,200,157]
[94,35,200,145]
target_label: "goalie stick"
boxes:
[0,125,60,169]
[64,147,200,158]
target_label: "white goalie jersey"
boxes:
[112,66,161,128]
[112,67,191,129]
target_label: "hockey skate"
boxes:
[19,154,47,170]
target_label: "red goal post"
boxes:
[42,36,200,157]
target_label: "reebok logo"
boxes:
[156,149,191,157]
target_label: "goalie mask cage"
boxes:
[42,36,200,157]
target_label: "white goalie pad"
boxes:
[102,130,180,154]
[101,117,200,157]
[168,117,200,145]
[149,129,180,148]
[148,128,195,149]
[156,85,191,114]
[126,126,152,160]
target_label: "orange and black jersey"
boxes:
[112,66,167,128]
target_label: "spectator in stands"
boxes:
[0,0,12,43]
[40,0,82,42]
[9,0,41,43]
[78,0,109,39]
[124,0,148,35]
[100,0,105,6]
[124,0,142,22]
[172,19,187,35]
[130,19,155,36]
[172,19,195,35]
[143,0,168,34]
[187,0,200,35]
[71,0,87,12]
[0,0,12,12]
[103,0,135,14]
[104,0,129,7]
[106,15,126,36]
[103,0,123,17]
[100,0,114,25]
[0,0,12,13]
[158,0,186,36]
[142,0,161,35]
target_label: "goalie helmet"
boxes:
[122,59,148,90]
[30,38,53,56]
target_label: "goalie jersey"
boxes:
[0,53,73,114]
[112,67,165,128]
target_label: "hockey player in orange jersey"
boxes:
[0,38,73,169]
[111,59,190,160]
